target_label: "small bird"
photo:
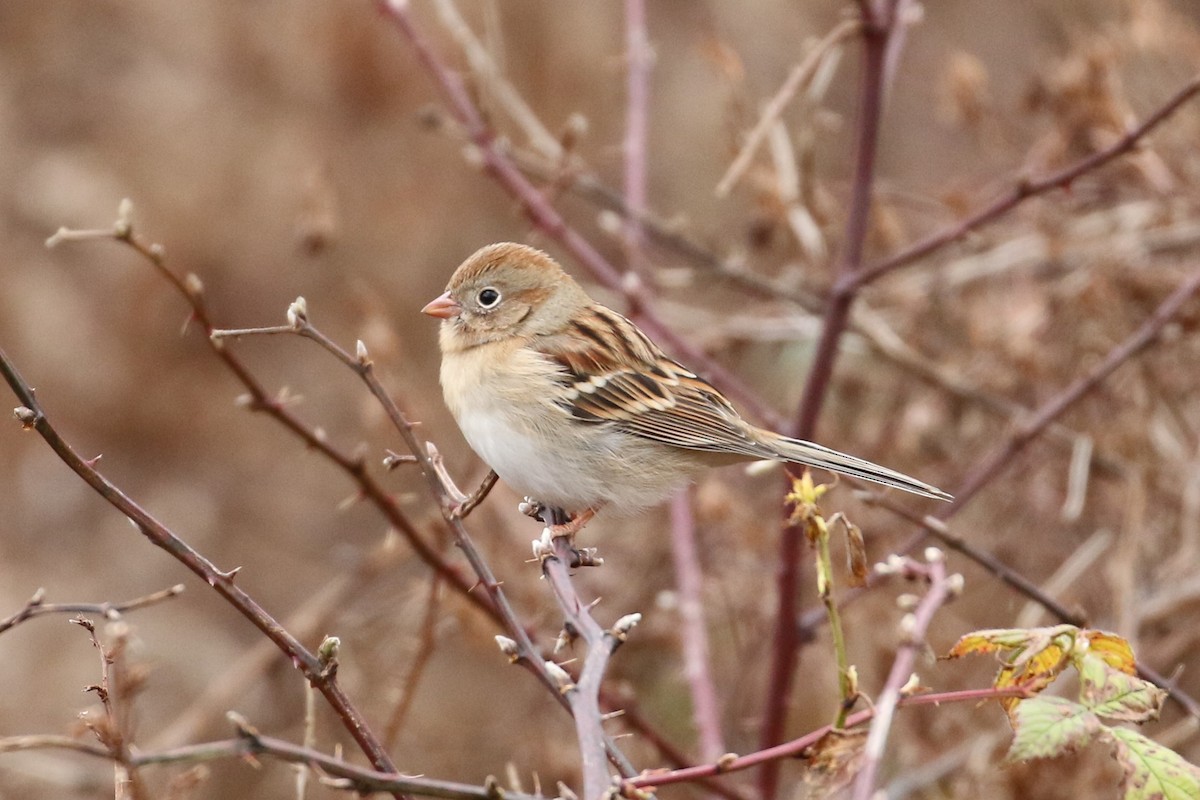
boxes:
[423,243,950,536]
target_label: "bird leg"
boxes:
[545,507,596,540]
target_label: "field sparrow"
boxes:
[424,243,950,535]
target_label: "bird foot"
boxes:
[529,507,602,568]
[532,528,604,568]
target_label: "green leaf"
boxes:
[1007,696,1101,761]
[1108,727,1200,800]
[1079,653,1166,722]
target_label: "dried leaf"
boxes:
[802,728,868,797]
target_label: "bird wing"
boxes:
[533,304,952,502]
[535,305,775,459]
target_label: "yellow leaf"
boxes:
[1084,630,1137,675]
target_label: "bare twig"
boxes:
[622,0,651,275]
[851,73,1200,288]
[0,585,184,637]
[668,489,725,763]
[73,617,147,800]
[715,17,859,197]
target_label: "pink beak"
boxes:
[421,292,461,319]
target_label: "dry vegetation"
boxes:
[1,1,1199,799]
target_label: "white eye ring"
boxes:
[477,287,502,308]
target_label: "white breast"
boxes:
[439,340,695,512]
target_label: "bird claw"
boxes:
[518,497,545,520]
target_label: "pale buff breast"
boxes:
[439,339,702,511]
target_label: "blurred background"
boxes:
[1,1,1199,797]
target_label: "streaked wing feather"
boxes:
[537,305,772,458]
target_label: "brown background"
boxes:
[1,1,1199,798]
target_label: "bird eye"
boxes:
[477,287,501,308]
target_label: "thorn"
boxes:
[382,450,418,470]
[336,491,363,512]
[83,454,103,468]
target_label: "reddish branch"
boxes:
[759,5,903,796]
[669,490,726,762]
[622,684,1032,793]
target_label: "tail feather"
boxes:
[772,435,952,502]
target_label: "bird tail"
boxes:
[769,435,952,502]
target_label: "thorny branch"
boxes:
[1,347,409,799]
[229,301,638,779]
[536,532,642,800]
